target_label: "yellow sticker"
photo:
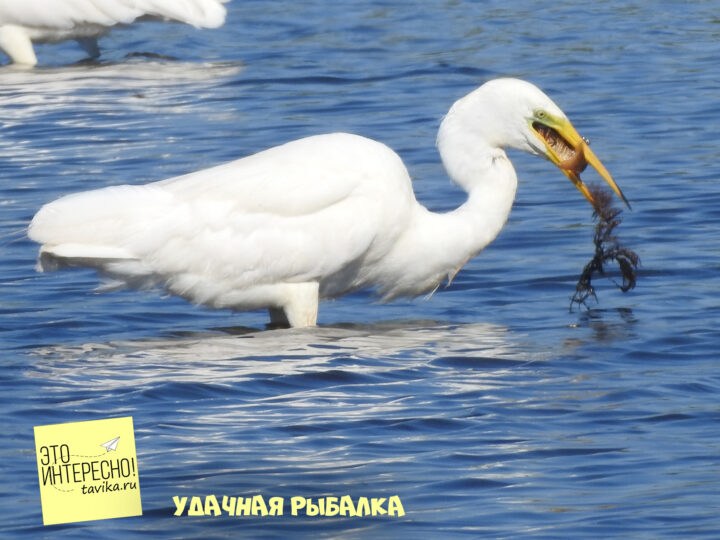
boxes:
[34,416,142,525]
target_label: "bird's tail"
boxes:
[142,0,230,29]
[29,184,174,288]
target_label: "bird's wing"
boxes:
[29,134,415,292]
[0,0,227,30]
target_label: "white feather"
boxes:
[0,0,228,65]
[29,79,619,328]
[30,134,414,309]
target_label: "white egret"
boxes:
[0,0,229,66]
[29,78,629,328]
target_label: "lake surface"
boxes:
[2,1,719,538]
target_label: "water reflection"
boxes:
[0,59,242,89]
[29,321,530,390]
[0,61,243,124]
[571,307,639,345]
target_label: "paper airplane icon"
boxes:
[100,437,120,452]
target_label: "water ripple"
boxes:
[3,1,720,538]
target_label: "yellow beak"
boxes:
[532,115,630,210]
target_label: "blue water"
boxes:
[2,1,719,537]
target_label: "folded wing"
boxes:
[29,134,415,305]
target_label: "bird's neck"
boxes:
[437,113,519,247]
[377,117,518,299]
[434,105,519,256]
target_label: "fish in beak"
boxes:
[530,114,630,210]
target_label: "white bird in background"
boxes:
[0,0,229,66]
[29,79,629,328]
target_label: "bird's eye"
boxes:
[535,110,547,120]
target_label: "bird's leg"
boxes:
[76,37,100,60]
[0,25,38,66]
[275,282,319,328]
[268,307,290,328]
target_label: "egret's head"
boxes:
[460,78,630,209]
[528,102,629,209]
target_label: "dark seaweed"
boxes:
[571,185,639,309]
